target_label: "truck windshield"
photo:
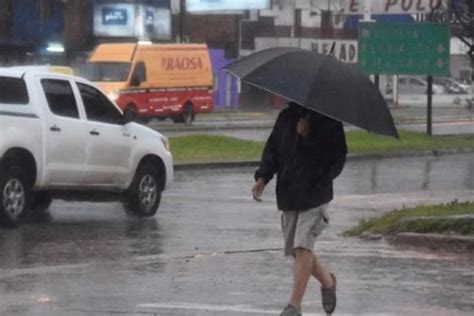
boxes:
[80,62,131,82]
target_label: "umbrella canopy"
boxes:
[224,47,398,138]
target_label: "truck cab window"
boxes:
[78,83,123,125]
[0,77,29,105]
[41,79,79,119]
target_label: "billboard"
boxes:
[94,3,171,39]
[94,4,135,37]
[186,0,271,12]
[137,6,172,40]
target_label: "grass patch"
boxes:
[346,130,474,155]
[170,135,263,163]
[169,130,474,164]
[344,201,474,237]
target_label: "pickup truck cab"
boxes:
[0,67,173,226]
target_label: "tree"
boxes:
[431,0,474,70]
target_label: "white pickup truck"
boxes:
[0,67,173,226]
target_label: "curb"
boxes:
[150,121,275,132]
[175,160,259,171]
[174,148,474,171]
[151,118,474,133]
[391,232,474,253]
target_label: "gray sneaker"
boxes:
[280,304,302,316]
[321,273,337,314]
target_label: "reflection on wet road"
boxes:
[0,153,473,315]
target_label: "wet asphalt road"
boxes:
[1,153,473,315]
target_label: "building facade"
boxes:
[0,0,470,108]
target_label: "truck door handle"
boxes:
[50,125,61,132]
[90,130,100,136]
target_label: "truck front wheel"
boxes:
[0,167,30,226]
[123,162,162,217]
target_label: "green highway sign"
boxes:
[358,22,450,75]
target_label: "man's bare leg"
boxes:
[312,253,333,288]
[288,248,314,311]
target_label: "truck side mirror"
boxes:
[130,62,146,87]
[123,107,136,124]
[130,75,141,87]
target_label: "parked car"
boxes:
[0,67,173,226]
[397,76,446,95]
[433,77,469,95]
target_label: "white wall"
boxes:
[260,0,345,28]
[254,37,358,62]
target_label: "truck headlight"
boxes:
[107,90,120,102]
[161,137,170,152]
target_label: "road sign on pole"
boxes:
[358,22,450,76]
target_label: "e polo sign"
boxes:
[344,0,445,15]
[358,22,450,75]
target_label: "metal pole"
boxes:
[393,75,399,107]
[362,0,371,21]
[225,72,232,107]
[291,0,295,38]
[238,17,242,57]
[427,75,433,135]
[179,0,185,42]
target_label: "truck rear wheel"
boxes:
[182,103,195,125]
[0,167,30,226]
[173,103,195,125]
[123,162,163,217]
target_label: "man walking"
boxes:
[252,103,347,315]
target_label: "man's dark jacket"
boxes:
[255,105,347,211]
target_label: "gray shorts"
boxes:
[281,204,329,257]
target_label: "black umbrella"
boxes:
[224,47,399,138]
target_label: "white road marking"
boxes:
[136,302,395,315]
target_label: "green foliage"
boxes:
[346,130,474,155]
[344,201,474,236]
[399,217,474,236]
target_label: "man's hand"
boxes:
[252,178,266,202]
[297,117,311,138]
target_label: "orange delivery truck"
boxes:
[83,43,214,124]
